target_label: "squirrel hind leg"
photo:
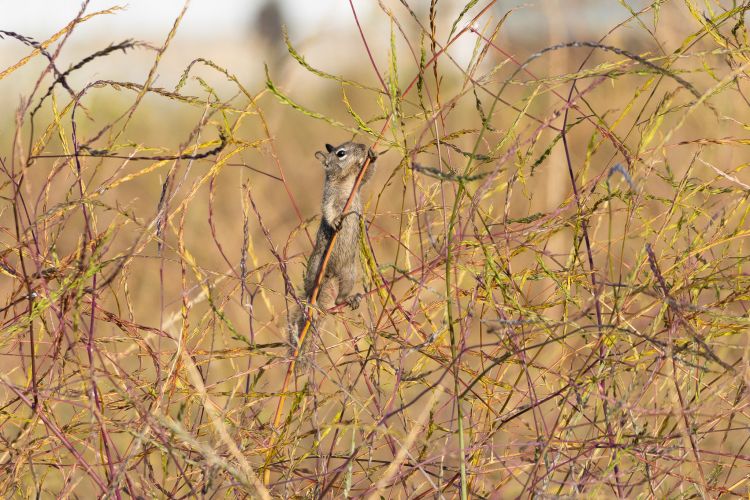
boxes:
[340,293,362,310]
[316,278,337,311]
[335,266,362,310]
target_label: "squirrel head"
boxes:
[314,141,376,180]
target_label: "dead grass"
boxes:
[2,0,750,497]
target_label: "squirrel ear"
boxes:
[325,143,334,153]
[314,151,327,164]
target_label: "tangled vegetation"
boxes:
[1,1,750,497]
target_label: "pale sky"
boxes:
[1,1,361,42]
[0,0,640,44]
[0,1,654,101]
[0,1,376,92]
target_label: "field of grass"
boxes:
[2,0,750,497]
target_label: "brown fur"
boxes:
[288,141,376,358]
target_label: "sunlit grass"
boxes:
[1,1,750,497]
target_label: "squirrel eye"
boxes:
[336,150,347,158]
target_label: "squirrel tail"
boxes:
[287,301,316,359]
[287,280,336,362]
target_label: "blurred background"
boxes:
[1,0,652,98]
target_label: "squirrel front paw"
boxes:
[367,148,377,162]
[330,211,358,231]
[330,214,344,231]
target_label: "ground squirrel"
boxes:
[288,141,377,357]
